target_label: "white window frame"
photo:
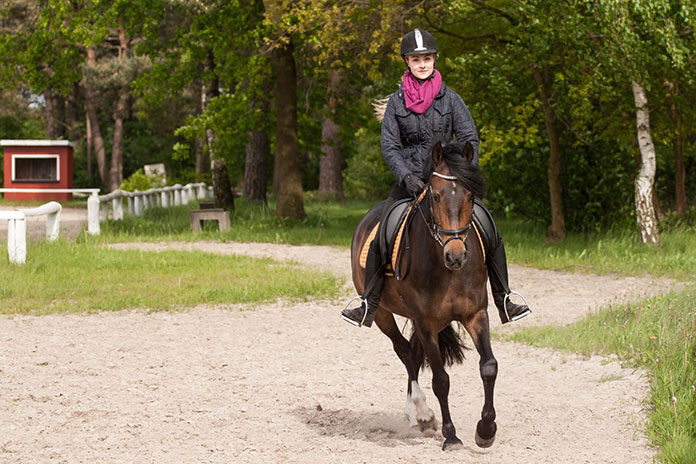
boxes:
[11,154,61,182]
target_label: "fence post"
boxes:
[6,214,26,265]
[87,192,100,235]
[134,193,143,216]
[197,183,206,199]
[161,188,169,207]
[174,184,182,205]
[112,192,124,220]
[45,204,61,241]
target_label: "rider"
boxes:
[341,28,531,328]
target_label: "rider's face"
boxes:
[405,54,436,80]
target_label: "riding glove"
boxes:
[403,173,425,196]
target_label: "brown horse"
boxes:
[350,140,497,451]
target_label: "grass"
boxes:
[508,288,696,463]
[92,199,696,281]
[498,219,696,281]
[0,239,343,315]
[93,196,373,247]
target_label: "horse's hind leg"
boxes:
[374,311,436,432]
[463,309,498,448]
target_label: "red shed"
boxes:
[1,140,74,201]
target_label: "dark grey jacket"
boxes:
[381,82,480,184]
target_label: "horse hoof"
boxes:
[418,416,438,433]
[442,437,464,451]
[475,420,496,448]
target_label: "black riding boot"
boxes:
[473,200,531,324]
[487,238,531,323]
[341,238,384,327]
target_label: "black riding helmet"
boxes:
[400,28,438,57]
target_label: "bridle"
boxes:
[417,171,472,248]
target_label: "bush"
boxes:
[119,168,165,192]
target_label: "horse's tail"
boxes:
[410,323,469,368]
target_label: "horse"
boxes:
[350,140,497,451]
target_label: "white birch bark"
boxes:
[631,81,660,245]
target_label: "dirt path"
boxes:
[1,240,682,463]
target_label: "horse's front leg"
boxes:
[463,309,498,448]
[414,324,462,451]
[374,310,437,432]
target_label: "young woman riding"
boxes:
[341,28,531,328]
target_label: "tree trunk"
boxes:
[243,130,268,204]
[665,81,686,216]
[54,92,66,139]
[44,88,56,139]
[202,50,219,160]
[194,137,207,174]
[318,70,343,201]
[211,157,235,211]
[532,67,565,242]
[109,22,130,191]
[84,46,108,188]
[270,42,305,219]
[66,83,81,141]
[631,81,660,245]
[319,115,343,201]
[193,78,208,175]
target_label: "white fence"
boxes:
[0,201,61,265]
[89,182,211,235]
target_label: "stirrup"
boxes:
[341,296,368,327]
[503,290,532,322]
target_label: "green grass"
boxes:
[94,197,373,247]
[0,239,343,315]
[498,219,696,281]
[93,200,696,281]
[508,287,696,463]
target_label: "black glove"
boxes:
[403,173,425,196]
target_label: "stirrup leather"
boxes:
[503,290,532,322]
[341,296,369,327]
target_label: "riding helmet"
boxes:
[400,28,437,57]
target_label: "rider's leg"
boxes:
[472,199,531,324]
[342,183,410,327]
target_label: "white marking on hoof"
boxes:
[404,381,437,431]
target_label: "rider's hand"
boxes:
[403,173,425,196]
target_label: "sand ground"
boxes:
[1,235,684,463]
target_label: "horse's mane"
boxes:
[423,140,487,199]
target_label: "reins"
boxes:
[415,171,472,249]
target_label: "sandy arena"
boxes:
[0,238,682,463]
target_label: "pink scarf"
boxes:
[402,69,442,114]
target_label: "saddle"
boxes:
[359,194,424,280]
[358,191,487,280]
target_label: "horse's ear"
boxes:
[463,142,475,162]
[432,141,444,165]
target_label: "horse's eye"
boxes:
[432,193,441,203]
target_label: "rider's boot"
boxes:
[487,239,531,324]
[341,239,384,327]
[473,199,531,324]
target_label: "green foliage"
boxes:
[119,168,165,192]
[343,127,393,200]
[509,287,696,463]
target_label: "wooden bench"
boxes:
[190,208,230,232]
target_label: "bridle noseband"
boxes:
[418,171,472,248]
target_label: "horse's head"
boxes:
[426,140,485,271]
